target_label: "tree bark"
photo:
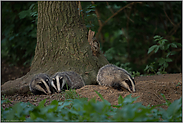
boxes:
[1,1,108,95]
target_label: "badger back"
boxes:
[29,73,52,95]
[64,71,85,89]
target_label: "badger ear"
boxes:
[60,77,63,79]
[45,79,49,82]
[52,78,55,80]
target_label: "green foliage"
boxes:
[1,101,34,122]
[144,62,156,74]
[2,2,37,66]
[81,2,181,74]
[1,92,182,122]
[145,35,181,74]
[64,89,80,99]
[80,2,98,29]
[157,94,182,122]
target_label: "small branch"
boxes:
[163,4,175,26]
[106,2,114,14]
[97,2,141,40]
[124,9,134,23]
[168,21,181,36]
[91,1,103,40]
[91,1,102,27]
[103,2,140,26]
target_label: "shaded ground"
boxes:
[1,61,30,85]
[1,61,182,109]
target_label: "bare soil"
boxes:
[1,61,182,109]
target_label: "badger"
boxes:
[29,73,52,95]
[51,71,85,93]
[97,64,136,93]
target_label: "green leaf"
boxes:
[161,39,168,42]
[118,95,124,105]
[175,42,182,47]
[158,58,166,66]
[29,111,36,120]
[57,101,72,111]
[29,3,35,10]
[144,65,150,72]
[166,51,176,57]
[19,10,31,19]
[95,90,111,106]
[154,46,159,53]
[170,43,177,48]
[153,35,161,39]
[147,45,158,54]
[104,48,115,60]
[95,90,105,101]
[50,100,58,106]
[160,93,171,106]
[37,99,46,109]
[166,97,182,121]
[165,58,172,62]
[123,94,139,105]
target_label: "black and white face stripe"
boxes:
[51,74,66,93]
[30,73,52,95]
[39,78,51,94]
[117,67,135,92]
[51,78,58,92]
[125,76,135,92]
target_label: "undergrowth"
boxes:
[1,91,182,122]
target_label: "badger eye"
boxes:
[125,79,132,87]
[38,81,42,85]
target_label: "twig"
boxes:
[91,1,104,42]
[124,9,134,23]
[91,1,102,27]
[148,91,164,102]
[103,2,139,26]
[97,2,141,39]
[106,2,114,14]
[168,21,181,36]
[163,4,175,26]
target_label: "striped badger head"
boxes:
[29,73,52,95]
[112,68,136,93]
[97,64,136,93]
[51,72,69,93]
[111,77,135,93]
[121,69,136,93]
[119,76,135,93]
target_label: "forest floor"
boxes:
[1,61,182,109]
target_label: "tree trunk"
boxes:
[1,1,108,95]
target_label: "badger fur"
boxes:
[51,71,85,93]
[97,64,136,93]
[29,73,52,95]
